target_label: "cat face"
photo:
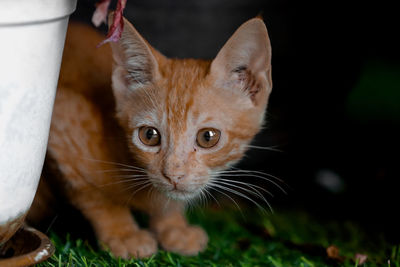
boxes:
[110,17,272,200]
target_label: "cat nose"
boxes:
[162,171,184,185]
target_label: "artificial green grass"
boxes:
[37,206,400,267]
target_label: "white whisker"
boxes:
[97,179,143,188]
[81,157,146,171]
[203,186,221,207]
[245,145,283,152]
[110,175,149,179]
[125,182,152,205]
[95,168,146,174]
[207,183,243,214]
[212,179,273,213]
[210,183,267,214]
[216,168,285,183]
[216,178,274,197]
[215,173,287,194]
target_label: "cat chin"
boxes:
[164,189,200,201]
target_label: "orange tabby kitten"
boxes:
[29,16,272,258]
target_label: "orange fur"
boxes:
[29,17,272,258]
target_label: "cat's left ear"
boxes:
[108,15,165,106]
[210,18,272,107]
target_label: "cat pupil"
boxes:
[146,129,155,140]
[204,131,212,142]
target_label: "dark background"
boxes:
[72,0,400,242]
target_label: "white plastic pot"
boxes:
[0,0,77,245]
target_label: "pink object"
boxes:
[92,0,111,27]
[93,0,127,47]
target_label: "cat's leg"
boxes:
[149,202,208,255]
[72,192,157,259]
[46,89,157,259]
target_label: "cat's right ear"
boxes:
[108,15,163,103]
[209,18,272,108]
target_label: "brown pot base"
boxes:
[0,226,54,267]
[0,214,26,246]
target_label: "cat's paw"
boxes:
[105,230,158,259]
[158,225,208,255]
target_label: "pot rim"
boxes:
[0,0,77,26]
[0,226,55,267]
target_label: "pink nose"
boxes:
[162,171,184,185]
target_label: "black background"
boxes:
[72,0,400,242]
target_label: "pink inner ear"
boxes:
[232,65,261,104]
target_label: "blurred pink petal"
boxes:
[97,0,127,47]
[355,253,368,264]
[92,0,111,27]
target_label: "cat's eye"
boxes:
[138,126,161,146]
[196,128,221,148]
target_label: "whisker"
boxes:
[215,178,274,197]
[124,180,152,190]
[125,182,152,205]
[210,183,268,214]
[245,145,283,152]
[110,175,149,179]
[95,168,146,174]
[130,182,152,195]
[216,169,285,183]
[190,196,198,212]
[207,183,243,214]
[203,186,221,207]
[147,185,155,200]
[193,192,201,209]
[215,173,287,194]
[80,157,146,171]
[199,189,209,206]
[97,179,140,188]
[97,176,149,187]
[185,194,195,212]
[199,190,209,208]
[212,180,273,213]
[111,181,152,196]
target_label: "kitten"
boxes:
[29,16,272,259]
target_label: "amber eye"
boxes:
[196,128,221,148]
[138,126,161,146]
